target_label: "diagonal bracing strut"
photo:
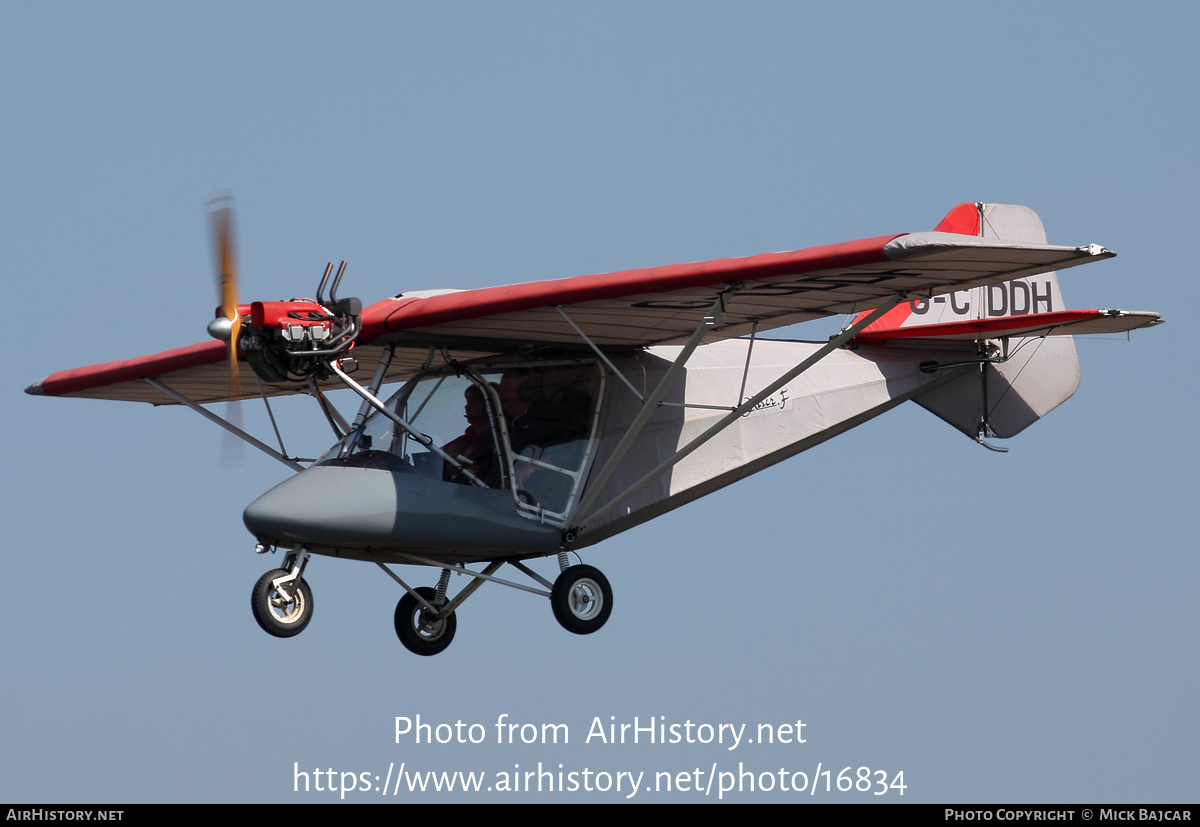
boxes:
[142,378,304,471]
[570,285,740,518]
[374,557,551,618]
[572,294,905,531]
[556,305,647,403]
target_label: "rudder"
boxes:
[911,203,1080,440]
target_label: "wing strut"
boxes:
[559,303,739,417]
[141,378,304,472]
[308,377,349,438]
[350,344,395,431]
[556,306,646,403]
[572,294,905,533]
[253,374,289,458]
[570,285,741,519]
[737,318,759,407]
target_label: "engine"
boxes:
[208,261,362,384]
[236,296,361,383]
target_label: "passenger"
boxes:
[442,384,500,486]
[498,369,534,421]
[500,368,590,453]
[539,384,592,444]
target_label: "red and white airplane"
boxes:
[26,202,1160,655]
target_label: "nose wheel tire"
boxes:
[251,568,314,638]
[551,564,612,635]
[394,586,457,656]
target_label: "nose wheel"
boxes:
[551,564,612,635]
[251,568,314,637]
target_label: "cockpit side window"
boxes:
[484,362,604,523]
[313,360,604,525]
[435,379,506,487]
[316,373,507,486]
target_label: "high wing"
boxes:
[23,339,497,406]
[361,232,1114,349]
[26,230,1115,405]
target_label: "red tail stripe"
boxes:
[934,202,982,236]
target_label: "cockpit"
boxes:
[316,360,605,527]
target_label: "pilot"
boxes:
[442,384,500,487]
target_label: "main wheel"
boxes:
[251,568,314,638]
[394,586,457,656]
[551,565,612,635]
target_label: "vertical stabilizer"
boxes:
[909,203,1080,440]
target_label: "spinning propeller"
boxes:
[206,194,245,462]
[206,194,243,393]
[202,193,363,405]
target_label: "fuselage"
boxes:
[243,338,969,563]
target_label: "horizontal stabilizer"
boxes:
[854,308,1161,343]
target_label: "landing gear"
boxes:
[551,564,612,635]
[251,568,313,637]
[394,586,457,656]
[372,556,612,653]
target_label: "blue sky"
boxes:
[2,2,1195,802]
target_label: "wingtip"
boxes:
[1082,243,1117,258]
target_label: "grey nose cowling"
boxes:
[243,464,560,557]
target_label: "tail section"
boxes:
[854,204,1081,441]
[852,204,1071,339]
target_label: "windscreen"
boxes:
[315,361,603,523]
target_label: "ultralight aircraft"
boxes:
[26,202,1160,655]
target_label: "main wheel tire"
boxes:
[394,586,457,656]
[251,568,314,638]
[551,564,612,635]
